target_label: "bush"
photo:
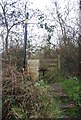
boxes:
[3,63,61,119]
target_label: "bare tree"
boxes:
[0,0,26,54]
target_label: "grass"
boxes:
[59,76,81,117]
[59,77,80,103]
[63,106,81,117]
[3,62,81,119]
[12,105,26,119]
[3,72,62,119]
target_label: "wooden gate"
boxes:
[28,55,60,80]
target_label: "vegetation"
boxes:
[2,64,61,119]
[2,58,81,119]
[1,0,81,119]
[59,77,81,117]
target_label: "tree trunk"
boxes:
[5,32,8,55]
[79,0,81,75]
[78,35,81,74]
[4,32,9,64]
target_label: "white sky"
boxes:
[28,0,79,47]
[29,0,78,10]
[0,0,79,51]
[30,0,51,10]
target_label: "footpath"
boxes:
[50,83,80,119]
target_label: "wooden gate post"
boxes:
[57,55,61,73]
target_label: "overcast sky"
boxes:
[30,0,51,10]
[28,0,79,45]
[0,0,79,52]
[29,0,78,10]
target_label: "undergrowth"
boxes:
[2,64,61,120]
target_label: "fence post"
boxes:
[57,55,61,73]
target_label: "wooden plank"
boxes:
[28,57,60,80]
